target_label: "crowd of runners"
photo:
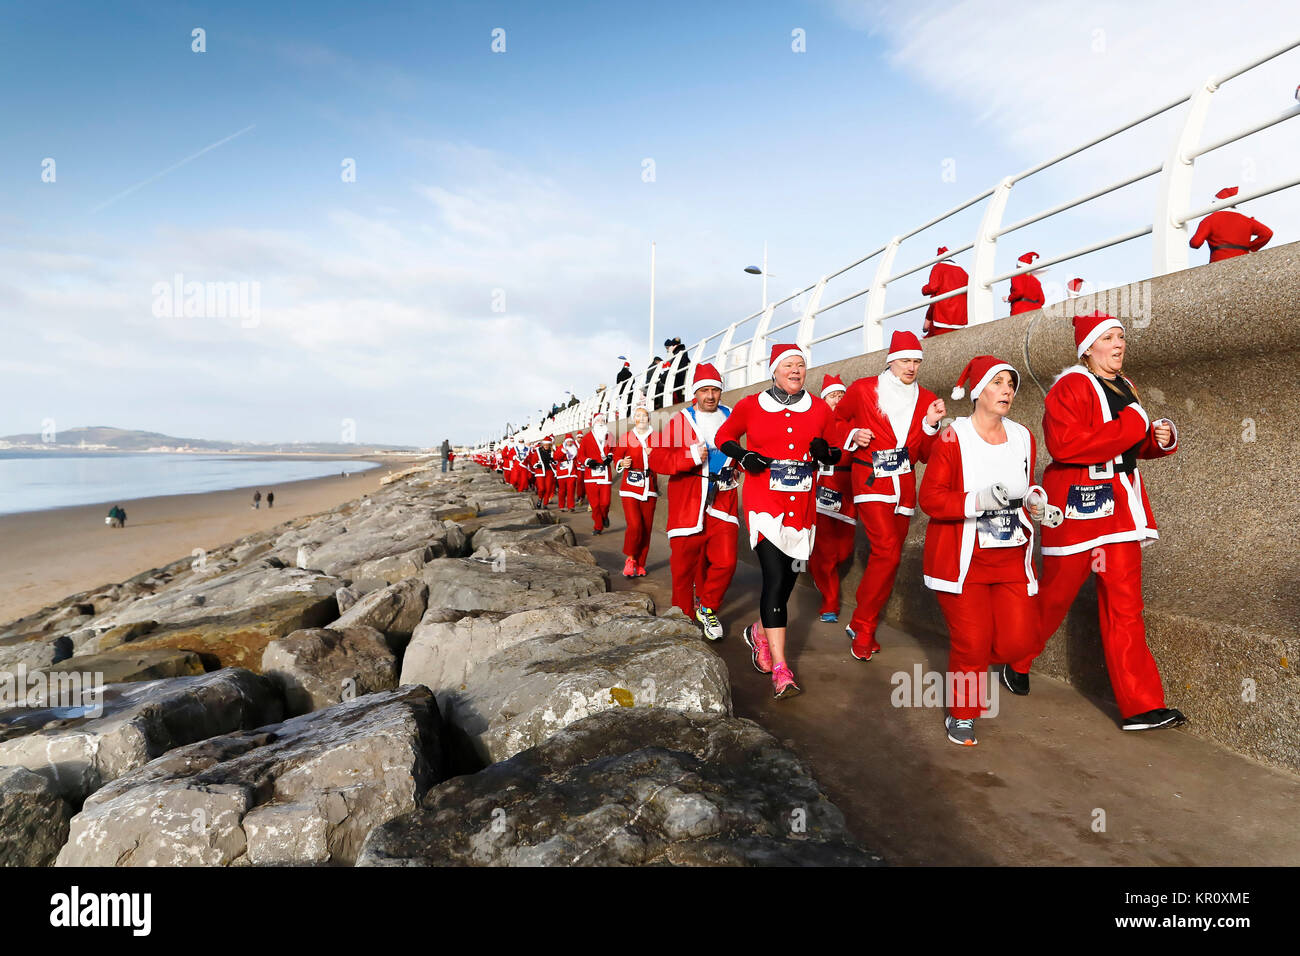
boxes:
[473,311,1186,747]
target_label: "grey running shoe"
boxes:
[945,715,978,747]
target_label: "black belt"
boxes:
[851,457,874,468]
[1209,242,1251,251]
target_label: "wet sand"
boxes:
[0,457,423,623]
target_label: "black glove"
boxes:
[584,458,601,468]
[603,454,614,468]
[740,451,772,475]
[809,437,840,466]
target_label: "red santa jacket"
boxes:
[555,442,579,479]
[1039,366,1177,557]
[613,428,659,501]
[921,260,969,333]
[648,406,739,538]
[715,390,838,560]
[833,373,940,516]
[525,446,557,477]
[1189,210,1273,262]
[577,428,615,485]
[1008,272,1044,315]
[919,417,1043,595]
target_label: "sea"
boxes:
[0,452,380,516]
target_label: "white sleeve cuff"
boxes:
[922,418,939,436]
[1157,418,1178,450]
[963,492,978,518]
[689,443,703,465]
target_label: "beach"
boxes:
[0,456,422,624]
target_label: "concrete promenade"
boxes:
[546,492,1300,866]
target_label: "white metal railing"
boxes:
[474,37,1299,455]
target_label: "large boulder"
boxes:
[420,556,607,614]
[262,626,398,716]
[328,578,429,649]
[56,686,443,867]
[358,708,879,867]
[401,591,656,693]
[273,503,470,577]
[31,647,204,685]
[0,668,282,801]
[0,766,73,867]
[77,564,343,671]
[470,524,596,566]
[442,615,731,764]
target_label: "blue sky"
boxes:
[1,0,1296,445]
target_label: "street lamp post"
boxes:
[744,241,772,311]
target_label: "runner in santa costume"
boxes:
[920,355,1062,747]
[1006,311,1187,732]
[513,439,534,493]
[577,410,616,534]
[715,344,843,698]
[613,403,659,578]
[809,374,856,622]
[920,246,969,338]
[500,442,515,485]
[646,362,740,640]
[834,330,945,660]
[526,435,558,507]
[1005,252,1045,316]
[556,435,580,512]
[1189,186,1273,263]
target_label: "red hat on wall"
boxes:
[691,362,723,395]
[885,330,923,364]
[951,355,1019,400]
[819,373,846,397]
[1073,310,1124,358]
[1017,251,1040,266]
[936,246,950,256]
[768,343,810,375]
[1066,277,1085,294]
[1215,186,1239,200]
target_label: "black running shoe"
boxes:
[1000,664,1030,696]
[1122,708,1188,731]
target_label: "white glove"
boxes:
[1041,504,1064,528]
[1026,488,1064,527]
[975,483,1011,512]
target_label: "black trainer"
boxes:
[1122,708,1188,731]
[1000,664,1030,696]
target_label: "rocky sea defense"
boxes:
[0,467,879,867]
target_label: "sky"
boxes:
[1,0,1296,447]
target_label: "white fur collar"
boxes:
[758,389,812,413]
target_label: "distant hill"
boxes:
[0,426,422,455]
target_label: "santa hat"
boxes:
[1073,310,1124,358]
[768,343,810,375]
[1215,186,1239,200]
[591,410,607,423]
[885,330,923,364]
[951,355,1019,400]
[564,433,576,444]
[820,374,846,397]
[1066,277,1085,295]
[541,434,553,443]
[691,362,723,395]
[1017,251,1040,267]
[622,361,630,368]
[936,246,950,257]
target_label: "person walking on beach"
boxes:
[440,438,452,473]
[252,490,262,510]
[267,492,274,509]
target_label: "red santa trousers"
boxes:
[535,473,556,506]
[670,514,738,617]
[557,477,577,510]
[585,481,612,532]
[937,585,1039,719]
[513,468,531,493]
[1012,541,1165,718]
[847,502,911,642]
[620,496,656,565]
[809,514,856,615]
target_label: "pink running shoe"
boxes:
[742,622,772,674]
[622,557,636,578]
[635,562,647,577]
[772,662,801,699]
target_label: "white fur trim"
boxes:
[886,348,924,363]
[951,386,966,400]
[1077,318,1124,358]
[691,378,723,395]
[971,363,1017,399]
[768,345,811,375]
[757,389,812,413]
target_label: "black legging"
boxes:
[756,538,802,629]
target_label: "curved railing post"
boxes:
[1153,76,1217,277]
[863,237,901,354]
[969,178,1013,326]
[746,305,776,385]
[796,276,827,351]
[715,322,738,390]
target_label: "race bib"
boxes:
[768,460,814,493]
[977,508,1028,548]
[816,486,843,513]
[872,447,912,478]
[1066,483,1115,520]
[626,470,645,486]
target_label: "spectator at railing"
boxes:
[921,246,969,337]
[1189,186,1273,263]
[1066,277,1086,299]
[1005,252,1045,316]
[616,358,632,390]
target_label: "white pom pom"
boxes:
[951,386,966,400]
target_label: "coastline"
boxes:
[0,455,427,624]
